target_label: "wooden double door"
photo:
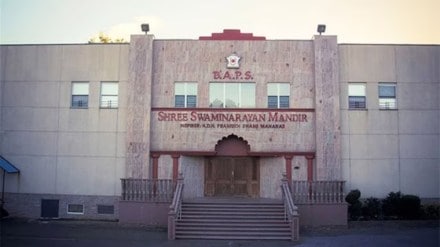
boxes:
[205,157,259,197]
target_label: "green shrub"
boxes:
[345,189,361,204]
[422,204,440,219]
[345,189,362,220]
[399,195,421,219]
[362,197,382,220]
[382,192,402,217]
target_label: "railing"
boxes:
[281,174,299,241]
[291,180,345,204]
[120,178,175,202]
[168,174,184,240]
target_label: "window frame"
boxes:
[100,81,119,109]
[378,83,397,110]
[174,82,197,108]
[67,204,84,215]
[71,81,89,109]
[209,82,256,108]
[267,83,290,109]
[348,83,367,109]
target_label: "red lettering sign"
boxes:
[212,70,253,80]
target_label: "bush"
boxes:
[399,195,421,219]
[382,192,402,217]
[422,204,440,219]
[362,197,382,220]
[346,189,362,220]
[345,189,361,204]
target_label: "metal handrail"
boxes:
[168,173,184,240]
[281,173,299,241]
[281,176,297,221]
[169,176,184,219]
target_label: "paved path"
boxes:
[0,218,438,247]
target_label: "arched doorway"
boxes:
[204,134,260,197]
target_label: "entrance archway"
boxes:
[205,134,259,197]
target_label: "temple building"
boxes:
[0,28,438,240]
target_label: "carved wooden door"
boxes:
[205,157,259,197]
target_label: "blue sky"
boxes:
[1,0,439,44]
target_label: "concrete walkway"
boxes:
[0,218,438,247]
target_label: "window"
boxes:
[209,82,255,108]
[267,83,290,108]
[348,83,366,109]
[379,83,397,109]
[41,199,59,218]
[67,204,84,214]
[71,82,89,108]
[100,82,119,108]
[175,82,197,108]
[97,205,114,214]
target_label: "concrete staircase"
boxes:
[175,199,292,240]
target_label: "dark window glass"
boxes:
[68,204,84,214]
[175,95,185,107]
[279,96,289,108]
[72,95,89,108]
[187,95,197,107]
[268,96,278,108]
[97,205,114,214]
[349,96,366,109]
[379,85,396,98]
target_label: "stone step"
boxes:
[181,210,285,216]
[176,230,291,236]
[175,235,292,240]
[180,214,285,220]
[176,226,289,232]
[177,222,288,227]
[178,218,287,224]
[175,201,292,241]
[183,203,284,208]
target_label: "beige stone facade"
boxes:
[0,31,438,220]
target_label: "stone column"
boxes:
[125,35,154,178]
[284,155,293,182]
[151,154,160,179]
[305,155,315,181]
[313,35,341,180]
[171,154,180,182]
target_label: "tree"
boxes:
[88,32,126,43]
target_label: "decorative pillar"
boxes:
[151,154,160,196]
[152,154,160,180]
[306,155,315,181]
[171,154,180,182]
[125,34,155,179]
[284,155,293,182]
[313,35,341,180]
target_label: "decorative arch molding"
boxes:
[214,134,250,156]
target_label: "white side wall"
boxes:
[0,44,129,196]
[339,45,439,198]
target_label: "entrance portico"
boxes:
[150,134,316,199]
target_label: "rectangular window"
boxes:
[378,83,397,109]
[97,205,114,215]
[175,82,197,108]
[71,82,89,108]
[100,82,119,108]
[267,83,290,108]
[67,204,84,214]
[348,83,366,109]
[209,82,255,108]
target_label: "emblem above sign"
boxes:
[226,53,240,69]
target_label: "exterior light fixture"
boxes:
[141,24,150,34]
[317,24,326,35]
